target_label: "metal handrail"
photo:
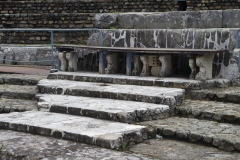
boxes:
[235,29,240,70]
[0,28,103,69]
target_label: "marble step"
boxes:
[139,117,240,152]
[37,79,185,108]
[37,94,170,123]
[47,71,231,90]
[176,100,240,124]
[0,74,46,86]
[187,87,240,104]
[0,84,36,100]
[0,98,38,113]
[0,111,147,150]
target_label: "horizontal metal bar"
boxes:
[0,58,55,63]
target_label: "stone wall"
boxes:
[186,0,240,11]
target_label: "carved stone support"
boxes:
[189,57,196,79]
[105,53,118,74]
[66,51,78,72]
[140,55,150,77]
[58,51,67,71]
[159,55,172,77]
[132,55,142,76]
[195,54,215,80]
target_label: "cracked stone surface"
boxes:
[48,71,231,89]
[176,100,240,124]
[0,84,36,100]
[37,79,185,107]
[0,111,147,150]
[139,117,240,152]
[0,98,38,113]
[187,87,240,104]
[0,74,46,85]
[0,130,148,160]
[37,94,170,123]
[129,138,240,160]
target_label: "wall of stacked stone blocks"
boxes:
[1,0,240,44]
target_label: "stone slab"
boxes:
[139,117,240,152]
[37,79,185,107]
[187,87,240,104]
[223,9,240,28]
[0,98,38,113]
[177,100,240,124]
[37,94,170,123]
[0,84,36,100]
[47,71,231,89]
[0,111,147,150]
[0,74,46,85]
[0,130,148,159]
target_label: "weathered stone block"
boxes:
[117,13,147,29]
[94,13,117,29]
[223,9,240,28]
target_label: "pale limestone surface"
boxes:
[0,111,147,150]
[37,94,170,123]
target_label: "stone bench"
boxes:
[55,44,229,80]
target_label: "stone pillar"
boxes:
[159,55,172,77]
[140,55,150,77]
[105,53,118,74]
[195,53,215,80]
[58,51,67,71]
[189,57,196,79]
[66,51,78,72]
[132,55,142,76]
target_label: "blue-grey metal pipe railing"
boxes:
[0,28,103,69]
[235,29,240,70]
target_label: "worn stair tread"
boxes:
[187,87,240,103]
[37,94,170,123]
[139,117,240,152]
[0,84,36,99]
[176,100,240,124]
[0,111,147,150]
[0,98,38,113]
[0,74,46,85]
[37,79,185,107]
[48,71,231,89]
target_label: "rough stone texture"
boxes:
[139,117,240,151]
[118,13,148,29]
[0,111,147,150]
[130,139,240,160]
[176,100,240,124]
[187,87,240,104]
[0,84,36,100]
[0,74,46,85]
[47,71,231,90]
[0,98,37,113]
[223,10,240,28]
[0,47,58,66]
[94,13,117,29]
[37,79,185,108]
[37,94,170,123]
[0,130,149,160]
[88,28,238,81]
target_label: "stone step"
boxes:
[37,79,185,108]
[139,117,240,152]
[0,84,36,100]
[0,111,147,150]
[187,87,240,104]
[48,72,231,90]
[0,74,46,86]
[37,94,170,123]
[176,100,240,124]
[0,98,38,113]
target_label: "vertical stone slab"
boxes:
[189,57,196,79]
[58,51,67,71]
[195,53,215,80]
[105,53,118,74]
[132,55,143,76]
[140,55,150,77]
[126,52,133,76]
[66,51,78,72]
[99,51,107,74]
[159,55,172,77]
